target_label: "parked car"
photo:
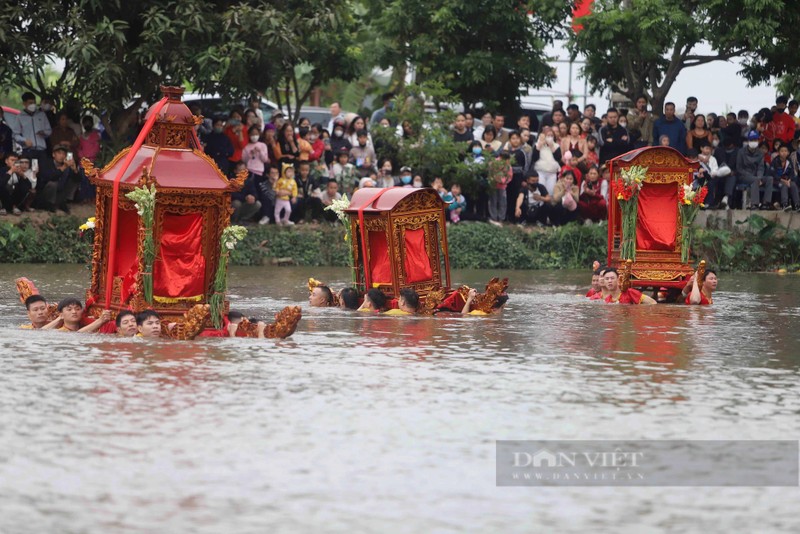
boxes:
[518,101,551,131]
[181,93,279,123]
[282,106,341,130]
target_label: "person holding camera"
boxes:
[35,145,81,213]
[0,153,33,215]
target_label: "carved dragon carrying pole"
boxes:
[621,258,633,292]
[104,97,169,309]
[696,259,706,285]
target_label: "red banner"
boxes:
[572,0,593,33]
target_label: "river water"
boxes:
[1,264,798,533]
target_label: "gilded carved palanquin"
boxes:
[345,187,452,300]
[82,86,246,323]
[607,147,699,292]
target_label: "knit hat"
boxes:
[281,162,294,179]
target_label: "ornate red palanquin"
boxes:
[607,147,699,291]
[345,187,452,300]
[82,86,245,322]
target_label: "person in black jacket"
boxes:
[230,160,262,223]
[35,146,81,212]
[598,108,630,165]
[202,117,234,175]
[0,108,14,159]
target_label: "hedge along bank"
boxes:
[1,215,799,272]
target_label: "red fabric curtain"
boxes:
[153,212,206,298]
[113,208,139,302]
[368,231,391,285]
[403,228,433,283]
[636,183,678,251]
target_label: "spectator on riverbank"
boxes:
[737,131,771,210]
[230,160,262,224]
[203,118,234,176]
[14,92,52,162]
[771,143,800,211]
[653,103,687,154]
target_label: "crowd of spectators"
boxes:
[3,90,799,226]
[0,92,100,215]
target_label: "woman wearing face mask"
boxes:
[412,175,424,188]
[329,118,352,156]
[399,166,414,187]
[534,126,562,195]
[224,110,248,164]
[377,159,396,188]
[242,125,270,178]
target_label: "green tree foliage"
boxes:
[371,82,490,193]
[370,0,570,114]
[0,0,362,140]
[563,0,774,114]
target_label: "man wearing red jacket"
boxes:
[765,96,797,146]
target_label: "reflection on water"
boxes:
[1,264,799,533]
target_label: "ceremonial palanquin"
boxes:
[607,147,700,295]
[345,187,452,301]
[82,86,247,323]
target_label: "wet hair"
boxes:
[603,267,619,277]
[115,310,135,327]
[317,285,334,306]
[25,295,47,310]
[492,295,509,309]
[399,288,420,310]
[340,287,360,310]
[592,268,601,276]
[136,309,161,325]
[366,288,387,311]
[57,297,82,312]
[228,310,244,323]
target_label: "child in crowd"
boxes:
[275,163,298,226]
[331,147,357,195]
[242,126,270,179]
[447,183,466,223]
[488,151,512,226]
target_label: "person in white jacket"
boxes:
[696,144,730,207]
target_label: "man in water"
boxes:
[384,288,419,315]
[136,310,163,338]
[602,269,657,305]
[338,288,360,310]
[55,297,112,332]
[461,288,508,315]
[357,288,387,312]
[682,269,718,305]
[309,285,334,307]
[115,310,138,337]
[21,295,51,329]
